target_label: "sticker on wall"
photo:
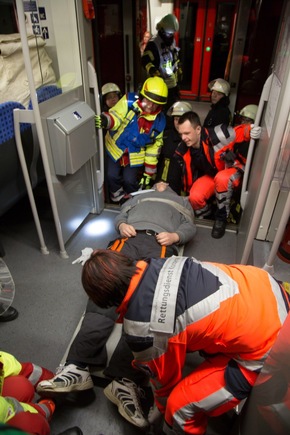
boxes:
[39,7,46,20]
[32,24,41,36]
[23,1,37,12]
[42,27,49,40]
[31,13,39,23]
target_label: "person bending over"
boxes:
[80,250,289,435]
[37,182,196,429]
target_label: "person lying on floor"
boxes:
[36,181,196,429]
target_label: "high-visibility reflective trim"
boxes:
[28,363,42,385]
[184,259,240,326]
[150,256,187,334]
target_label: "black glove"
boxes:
[148,66,161,77]
[221,149,236,167]
[95,114,108,129]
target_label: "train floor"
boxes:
[0,187,289,435]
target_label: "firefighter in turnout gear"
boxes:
[141,14,181,112]
[95,77,168,203]
[176,111,261,238]
[203,78,232,128]
[81,250,290,435]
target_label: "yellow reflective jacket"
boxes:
[0,352,38,423]
[105,93,166,175]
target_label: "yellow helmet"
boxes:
[156,14,179,33]
[101,82,121,96]
[240,104,258,122]
[208,78,230,96]
[167,101,192,116]
[140,77,168,105]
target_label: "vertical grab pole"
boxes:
[16,0,68,258]
[14,109,49,255]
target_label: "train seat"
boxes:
[0,101,38,217]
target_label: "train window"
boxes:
[0,1,82,106]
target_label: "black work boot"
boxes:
[211,220,227,239]
[0,306,19,322]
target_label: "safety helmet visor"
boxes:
[140,77,168,105]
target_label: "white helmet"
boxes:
[101,83,121,96]
[167,101,192,117]
[240,104,258,122]
[208,78,231,96]
[156,14,179,33]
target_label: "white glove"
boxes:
[250,124,261,140]
[72,247,93,265]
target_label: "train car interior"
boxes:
[0,0,290,434]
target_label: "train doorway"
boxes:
[174,0,238,101]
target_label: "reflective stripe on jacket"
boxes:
[175,124,251,192]
[105,93,166,169]
[142,35,180,89]
[0,396,37,424]
[117,257,289,410]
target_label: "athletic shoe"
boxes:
[36,363,94,393]
[104,378,149,428]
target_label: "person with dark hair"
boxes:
[95,77,168,202]
[141,14,181,112]
[79,250,289,435]
[37,182,196,429]
[156,101,192,194]
[176,111,261,238]
[203,78,232,128]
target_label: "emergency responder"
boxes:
[156,101,192,194]
[101,82,122,112]
[95,77,168,203]
[235,104,258,125]
[141,14,181,112]
[36,182,196,429]
[176,111,261,238]
[80,250,289,435]
[0,351,55,434]
[203,78,232,128]
[100,83,122,202]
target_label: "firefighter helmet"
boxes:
[240,104,258,122]
[208,78,231,96]
[167,101,192,116]
[156,14,179,33]
[140,77,168,105]
[101,83,121,96]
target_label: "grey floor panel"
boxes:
[0,190,289,434]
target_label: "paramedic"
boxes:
[80,250,290,435]
[176,111,261,238]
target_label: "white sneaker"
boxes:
[36,363,94,393]
[104,378,149,428]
